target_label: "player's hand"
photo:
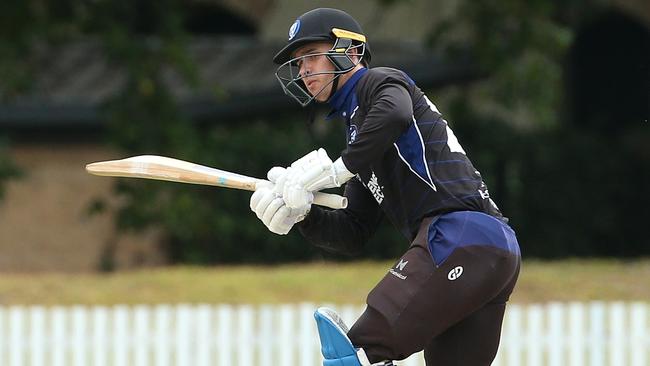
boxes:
[282,148,354,208]
[267,157,317,207]
[249,170,309,235]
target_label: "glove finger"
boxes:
[269,206,292,235]
[299,164,326,187]
[253,190,276,219]
[274,172,287,195]
[267,167,286,183]
[250,188,267,212]
[262,197,284,226]
[282,183,292,205]
[283,184,300,208]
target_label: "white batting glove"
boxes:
[249,169,310,235]
[282,148,354,208]
[268,151,321,197]
[268,166,289,196]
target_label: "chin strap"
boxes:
[307,103,317,126]
[327,75,341,102]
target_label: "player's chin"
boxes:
[312,87,331,102]
[314,93,329,102]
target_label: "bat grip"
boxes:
[313,192,348,209]
[255,179,347,209]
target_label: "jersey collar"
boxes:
[326,67,367,120]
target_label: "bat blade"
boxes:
[86,155,258,190]
[86,155,347,209]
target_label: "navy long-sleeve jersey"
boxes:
[298,67,504,254]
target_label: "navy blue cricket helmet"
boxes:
[274,8,371,106]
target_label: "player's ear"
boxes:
[347,42,364,63]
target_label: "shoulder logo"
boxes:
[448,266,463,281]
[288,20,301,40]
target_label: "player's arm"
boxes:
[279,79,414,209]
[297,178,383,256]
[341,79,413,174]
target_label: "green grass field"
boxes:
[0,259,648,306]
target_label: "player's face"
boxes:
[292,42,336,102]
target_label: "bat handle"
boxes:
[313,192,348,209]
[255,180,347,209]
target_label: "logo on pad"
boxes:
[389,259,408,280]
[396,259,408,271]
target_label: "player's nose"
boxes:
[299,62,311,78]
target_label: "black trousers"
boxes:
[348,216,521,365]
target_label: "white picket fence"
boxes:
[0,302,648,366]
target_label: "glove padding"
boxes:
[278,148,354,208]
[250,168,309,235]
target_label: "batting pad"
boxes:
[314,307,371,366]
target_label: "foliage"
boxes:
[427,0,650,257]
[3,1,647,264]
[0,1,50,198]
[428,0,573,130]
[85,1,321,264]
[111,118,339,264]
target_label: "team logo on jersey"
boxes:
[348,124,358,144]
[288,20,301,40]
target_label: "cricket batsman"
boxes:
[250,8,521,366]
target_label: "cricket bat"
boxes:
[85,155,348,209]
